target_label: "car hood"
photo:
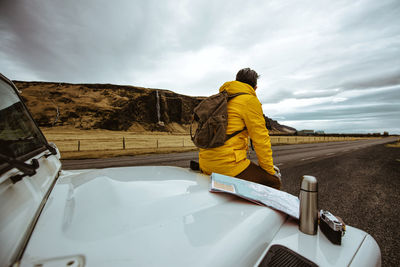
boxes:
[20,166,287,267]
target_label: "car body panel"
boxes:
[17,166,381,267]
[349,234,382,267]
[256,217,381,266]
[0,151,61,266]
[20,166,287,267]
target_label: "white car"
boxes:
[0,73,381,267]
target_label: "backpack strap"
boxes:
[227,92,248,100]
[225,92,249,141]
[225,127,246,141]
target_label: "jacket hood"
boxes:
[219,81,256,96]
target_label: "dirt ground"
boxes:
[280,143,400,267]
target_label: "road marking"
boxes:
[276,163,284,166]
[326,153,335,156]
[301,157,315,161]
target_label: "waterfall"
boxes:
[156,90,164,126]
[156,90,160,122]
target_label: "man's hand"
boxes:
[273,165,282,181]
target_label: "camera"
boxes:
[319,210,345,245]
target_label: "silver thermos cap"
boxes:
[299,175,318,235]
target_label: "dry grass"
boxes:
[386,139,400,148]
[41,127,377,160]
[60,147,198,160]
[42,127,197,159]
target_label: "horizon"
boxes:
[1,0,399,134]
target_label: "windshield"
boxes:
[0,78,47,171]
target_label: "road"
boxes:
[61,137,399,266]
[61,137,397,170]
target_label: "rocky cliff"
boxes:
[13,81,295,134]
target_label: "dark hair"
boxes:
[235,68,259,88]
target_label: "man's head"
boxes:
[236,68,259,89]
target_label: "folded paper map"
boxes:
[210,173,300,219]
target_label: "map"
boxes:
[210,172,300,219]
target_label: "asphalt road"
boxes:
[61,137,399,266]
[62,137,397,170]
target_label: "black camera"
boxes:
[319,210,345,245]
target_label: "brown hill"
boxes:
[13,81,295,134]
[265,116,297,135]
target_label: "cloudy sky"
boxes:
[1,0,399,134]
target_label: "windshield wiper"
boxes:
[44,143,57,158]
[0,153,39,184]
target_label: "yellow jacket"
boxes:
[199,81,275,176]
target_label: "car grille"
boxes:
[258,245,318,267]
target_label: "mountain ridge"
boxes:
[13,81,296,134]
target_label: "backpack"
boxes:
[190,90,247,149]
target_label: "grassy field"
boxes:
[386,139,400,148]
[41,127,375,159]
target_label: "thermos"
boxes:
[299,175,318,235]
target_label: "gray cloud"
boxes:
[1,0,399,133]
[338,70,400,90]
[275,85,400,133]
[284,104,399,121]
[0,1,183,82]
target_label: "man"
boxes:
[199,68,281,189]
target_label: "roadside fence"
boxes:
[270,135,360,145]
[49,135,363,152]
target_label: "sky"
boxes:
[0,0,399,134]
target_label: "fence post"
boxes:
[123,137,126,150]
[78,140,80,152]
